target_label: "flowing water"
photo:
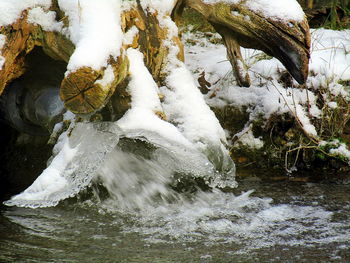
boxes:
[1,124,350,262]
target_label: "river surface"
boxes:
[1,125,350,263]
[1,171,350,263]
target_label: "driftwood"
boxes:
[0,0,311,115]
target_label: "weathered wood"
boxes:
[0,12,33,95]
[213,25,251,87]
[122,4,184,83]
[60,56,129,114]
[184,0,311,84]
[0,5,184,114]
[0,0,311,115]
[0,12,74,93]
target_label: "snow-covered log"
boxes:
[179,0,310,85]
[5,0,350,205]
[0,0,311,115]
[0,9,73,95]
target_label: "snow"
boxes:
[0,35,5,50]
[58,0,123,71]
[9,131,77,203]
[309,29,350,81]
[0,0,51,27]
[245,0,304,22]
[162,65,227,147]
[204,0,240,4]
[125,49,163,113]
[118,48,193,148]
[0,34,6,70]
[203,0,304,22]
[27,7,63,32]
[94,65,115,89]
[318,140,350,163]
[327,101,338,109]
[121,1,136,12]
[140,0,177,14]
[233,128,264,149]
[330,144,350,162]
[154,15,235,180]
[123,26,139,46]
[4,1,350,207]
[183,28,350,146]
[158,17,228,151]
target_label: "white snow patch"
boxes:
[203,0,304,22]
[0,35,5,50]
[0,0,51,27]
[157,16,236,179]
[327,101,338,109]
[162,65,227,148]
[159,18,227,151]
[309,29,350,82]
[121,1,136,12]
[95,65,115,89]
[9,131,77,204]
[27,7,63,32]
[118,48,193,148]
[245,0,304,22]
[330,144,350,162]
[234,129,264,149]
[183,29,350,142]
[140,0,177,14]
[123,26,139,46]
[125,49,163,114]
[58,0,123,71]
[0,34,6,70]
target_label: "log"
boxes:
[60,55,129,114]
[0,11,74,96]
[183,0,311,84]
[213,25,251,87]
[0,0,310,115]
[0,11,34,95]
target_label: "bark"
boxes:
[0,4,185,114]
[183,0,310,84]
[0,1,310,115]
[213,25,251,87]
[0,11,74,95]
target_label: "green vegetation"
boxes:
[299,0,350,29]
[179,8,214,32]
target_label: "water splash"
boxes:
[5,120,236,208]
[5,122,121,208]
[3,121,350,260]
[6,120,347,258]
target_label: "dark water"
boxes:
[1,171,350,263]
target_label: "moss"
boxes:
[179,8,215,33]
[338,79,350,86]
